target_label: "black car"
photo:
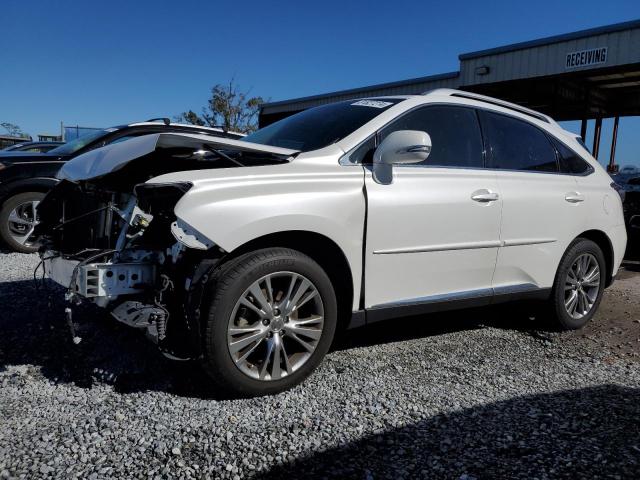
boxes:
[1,141,65,153]
[0,120,243,253]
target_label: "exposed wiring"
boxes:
[153,274,174,341]
[51,205,113,231]
[33,254,59,292]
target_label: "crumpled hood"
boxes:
[57,132,299,182]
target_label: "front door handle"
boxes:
[471,189,499,203]
[565,192,585,203]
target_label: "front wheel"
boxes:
[201,248,337,397]
[549,238,606,330]
[0,192,45,253]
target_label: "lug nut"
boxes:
[273,308,280,316]
[263,319,270,326]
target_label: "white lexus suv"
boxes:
[36,89,627,396]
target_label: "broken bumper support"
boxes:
[43,254,156,299]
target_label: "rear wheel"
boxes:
[202,248,337,397]
[0,192,45,253]
[549,238,606,330]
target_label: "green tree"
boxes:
[176,79,265,133]
[0,122,25,137]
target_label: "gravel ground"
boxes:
[1,251,639,479]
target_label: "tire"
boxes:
[201,248,337,397]
[548,238,606,330]
[0,192,45,253]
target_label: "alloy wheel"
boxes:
[227,271,324,381]
[564,253,601,319]
[7,200,40,247]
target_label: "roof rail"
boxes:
[424,88,552,124]
[145,117,171,125]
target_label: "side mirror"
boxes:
[372,130,431,184]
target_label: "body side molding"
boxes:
[349,283,550,327]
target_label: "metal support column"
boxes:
[592,117,602,159]
[580,118,588,141]
[607,116,620,173]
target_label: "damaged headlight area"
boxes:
[35,179,219,358]
[33,132,295,361]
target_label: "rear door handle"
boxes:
[565,192,585,203]
[471,189,499,203]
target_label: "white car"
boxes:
[37,89,627,396]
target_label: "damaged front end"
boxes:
[35,133,297,358]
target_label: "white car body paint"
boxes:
[151,147,366,310]
[363,166,501,307]
[57,89,627,313]
[150,90,626,311]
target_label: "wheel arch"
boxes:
[0,177,58,205]
[222,230,355,330]
[576,229,615,287]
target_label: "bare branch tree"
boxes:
[175,79,265,133]
[0,122,25,137]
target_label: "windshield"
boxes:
[243,98,403,152]
[49,128,116,155]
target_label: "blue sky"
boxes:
[1,0,639,166]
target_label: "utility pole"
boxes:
[607,116,619,173]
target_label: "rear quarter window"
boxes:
[551,138,593,175]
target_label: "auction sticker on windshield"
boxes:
[351,100,394,108]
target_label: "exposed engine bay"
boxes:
[35,133,296,358]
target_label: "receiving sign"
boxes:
[566,47,608,69]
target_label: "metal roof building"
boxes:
[0,135,33,149]
[259,19,640,171]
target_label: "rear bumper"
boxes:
[43,252,155,299]
[607,224,628,281]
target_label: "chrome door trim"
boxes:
[373,240,502,255]
[373,238,555,254]
[501,238,556,247]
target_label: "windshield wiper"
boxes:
[202,146,245,167]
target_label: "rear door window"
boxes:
[481,111,558,173]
